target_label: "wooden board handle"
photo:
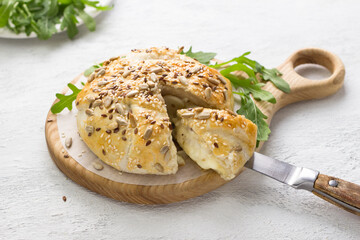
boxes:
[257,47,345,119]
[313,174,360,216]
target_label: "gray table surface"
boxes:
[1,0,359,239]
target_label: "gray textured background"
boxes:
[1,0,359,239]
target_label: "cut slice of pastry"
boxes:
[173,108,257,180]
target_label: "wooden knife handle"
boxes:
[313,174,360,216]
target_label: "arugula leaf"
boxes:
[78,9,96,31]
[84,63,103,76]
[259,66,290,93]
[0,0,112,40]
[60,5,79,39]
[237,95,271,145]
[51,83,81,114]
[0,0,16,27]
[181,47,216,65]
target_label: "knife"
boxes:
[245,152,360,216]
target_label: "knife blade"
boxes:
[244,152,319,191]
[245,152,360,215]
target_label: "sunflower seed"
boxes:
[97,68,106,77]
[218,75,227,84]
[103,96,113,108]
[151,67,163,73]
[126,90,139,97]
[196,110,211,119]
[181,112,195,118]
[108,122,118,130]
[92,100,102,108]
[85,109,94,116]
[227,109,237,116]
[143,126,153,140]
[87,95,95,103]
[164,150,171,162]
[115,103,124,115]
[154,163,164,172]
[234,146,243,152]
[93,162,104,170]
[147,81,155,88]
[65,137,72,148]
[150,73,157,82]
[223,90,228,101]
[110,56,119,61]
[178,76,188,85]
[97,81,108,87]
[129,113,137,127]
[160,145,169,154]
[116,117,128,126]
[87,73,95,83]
[123,70,131,77]
[208,78,220,85]
[139,83,149,90]
[85,125,94,134]
[205,87,212,99]
[191,66,201,73]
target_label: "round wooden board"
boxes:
[45,48,345,204]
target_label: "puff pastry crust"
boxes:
[76,47,233,175]
[173,108,257,180]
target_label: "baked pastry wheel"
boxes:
[76,47,257,180]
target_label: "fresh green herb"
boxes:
[84,63,103,77]
[51,47,290,146]
[208,50,290,145]
[0,0,112,40]
[180,47,216,65]
[51,83,81,114]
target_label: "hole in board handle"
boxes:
[294,63,332,80]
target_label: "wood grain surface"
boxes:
[313,174,360,216]
[45,47,345,204]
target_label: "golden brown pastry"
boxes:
[76,47,233,175]
[173,108,257,180]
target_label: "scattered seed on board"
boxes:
[160,145,169,154]
[151,67,163,73]
[103,96,113,108]
[126,90,139,97]
[143,126,153,140]
[123,70,131,78]
[150,73,157,82]
[87,72,95,83]
[65,137,72,148]
[181,112,195,118]
[97,68,106,77]
[208,78,220,85]
[93,162,104,170]
[178,76,188,85]
[154,163,164,172]
[115,103,124,115]
[205,87,212,99]
[191,66,201,73]
[116,117,127,126]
